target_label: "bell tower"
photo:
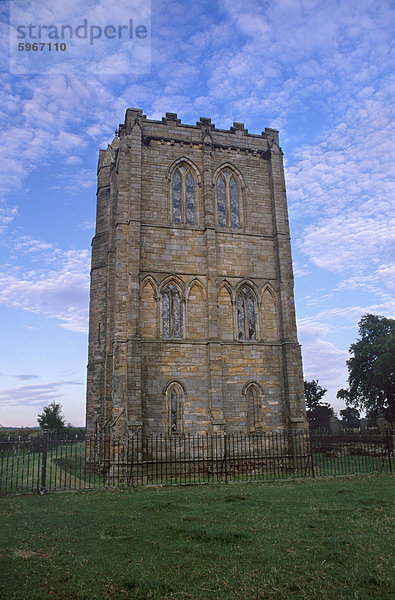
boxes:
[86,109,307,438]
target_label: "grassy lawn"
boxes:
[0,474,393,600]
[312,451,391,477]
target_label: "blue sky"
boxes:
[0,0,394,427]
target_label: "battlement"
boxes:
[116,108,280,151]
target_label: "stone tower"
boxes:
[86,108,307,438]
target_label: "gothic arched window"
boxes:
[162,284,183,338]
[165,382,184,434]
[170,389,178,433]
[237,286,256,340]
[172,164,196,225]
[247,386,257,429]
[244,383,261,431]
[216,170,240,228]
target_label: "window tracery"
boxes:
[172,164,196,224]
[216,170,240,228]
[162,284,183,338]
[237,286,256,340]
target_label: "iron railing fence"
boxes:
[0,430,392,496]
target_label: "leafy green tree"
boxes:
[37,401,66,432]
[340,407,360,430]
[304,380,334,430]
[364,409,378,428]
[305,380,327,408]
[337,314,395,422]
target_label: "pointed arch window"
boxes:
[162,284,183,339]
[237,287,256,340]
[172,164,196,224]
[245,383,261,431]
[170,389,178,432]
[216,170,240,228]
[166,382,184,434]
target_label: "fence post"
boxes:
[309,430,315,479]
[223,432,228,484]
[40,429,48,495]
[385,430,392,473]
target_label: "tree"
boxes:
[37,401,66,432]
[337,314,395,422]
[305,380,327,409]
[340,407,360,430]
[304,380,334,430]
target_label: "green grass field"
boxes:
[0,474,393,600]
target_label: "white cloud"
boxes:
[49,167,96,193]
[79,220,95,231]
[313,301,395,324]
[0,205,18,233]
[12,236,54,254]
[285,69,394,308]
[287,86,394,219]
[0,76,127,201]
[377,264,395,293]
[292,261,311,278]
[0,381,82,408]
[298,213,395,274]
[10,0,151,75]
[1,0,391,207]
[0,246,90,333]
[64,156,82,165]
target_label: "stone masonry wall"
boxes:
[86,109,307,438]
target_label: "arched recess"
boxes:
[213,162,245,229]
[217,281,233,341]
[261,284,279,341]
[140,277,158,338]
[242,382,264,431]
[235,281,260,341]
[167,157,202,226]
[159,274,186,294]
[159,276,185,339]
[187,279,207,340]
[163,380,185,434]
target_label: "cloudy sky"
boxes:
[0,0,393,427]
